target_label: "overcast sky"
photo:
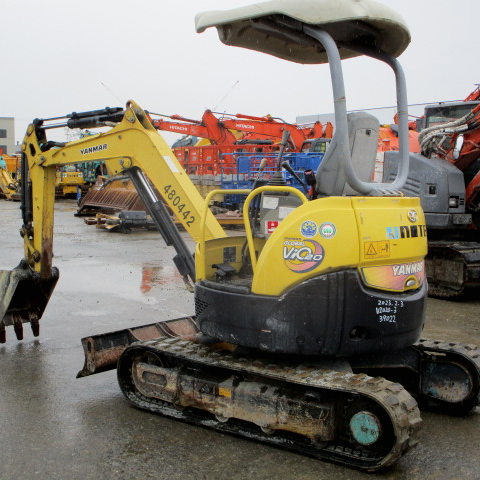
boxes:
[1,0,477,145]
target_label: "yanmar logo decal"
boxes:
[80,144,108,155]
[283,238,324,273]
[361,261,425,291]
[392,262,423,276]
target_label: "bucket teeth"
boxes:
[31,317,40,337]
[0,263,58,343]
[13,318,23,341]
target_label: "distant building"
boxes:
[0,117,15,155]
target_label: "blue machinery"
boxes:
[219,151,325,209]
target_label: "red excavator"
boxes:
[152,109,332,149]
[151,110,238,146]
[151,109,333,176]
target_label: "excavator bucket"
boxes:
[0,260,59,343]
[77,176,147,216]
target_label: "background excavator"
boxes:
[0,152,21,201]
[151,109,325,180]
[0,159,17,200]
[151,109,330,149]
[152,109,333,207]
[382,86,480,297]
[1,0,479,472]
[77,107,332,216]
[419,86,480,217]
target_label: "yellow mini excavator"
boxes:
[1,0,479,471]
[0,163,18,200]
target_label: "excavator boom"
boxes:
[0,100,226,342]
[152,109,238,145]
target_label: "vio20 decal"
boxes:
[386,224,427,240]
[283,238,325,273]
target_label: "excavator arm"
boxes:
[153,109,332,149]
[152,110,238,145]
[0,100,226,342]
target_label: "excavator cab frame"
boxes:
[195,0,412,196]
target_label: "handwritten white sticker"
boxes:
[279,207,295,219]
[164,155,179,173]
[262,196,279,210]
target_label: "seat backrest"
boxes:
[315,112,379,196]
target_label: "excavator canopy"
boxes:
[195,0,410,64]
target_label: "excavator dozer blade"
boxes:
[77,316,199,377]
[0,260,59,343]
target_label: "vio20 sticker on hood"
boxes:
[283,238,325,273]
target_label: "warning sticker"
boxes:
[364,241,391,259]
[265,220,279,234]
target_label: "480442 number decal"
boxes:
[164,184,195,226]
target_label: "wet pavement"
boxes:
[0,199,479,480]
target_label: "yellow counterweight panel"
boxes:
[251,196,427,297]
[251,197,360,296]
[352,197,427,292]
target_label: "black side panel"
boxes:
[195,270,426,356]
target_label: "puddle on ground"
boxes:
[55,258,185,304]
[140,264,183,292]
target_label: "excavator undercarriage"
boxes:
[118,337,421,471]
[76,316,479,471]
[425,241,480,298]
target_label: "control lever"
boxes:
[281,161,308,193]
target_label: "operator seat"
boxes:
[315,112,379,196]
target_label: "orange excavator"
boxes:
[378,116,420,153]
[151,110,238,146]
[150,110,334,193]
[151,109,333,150]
